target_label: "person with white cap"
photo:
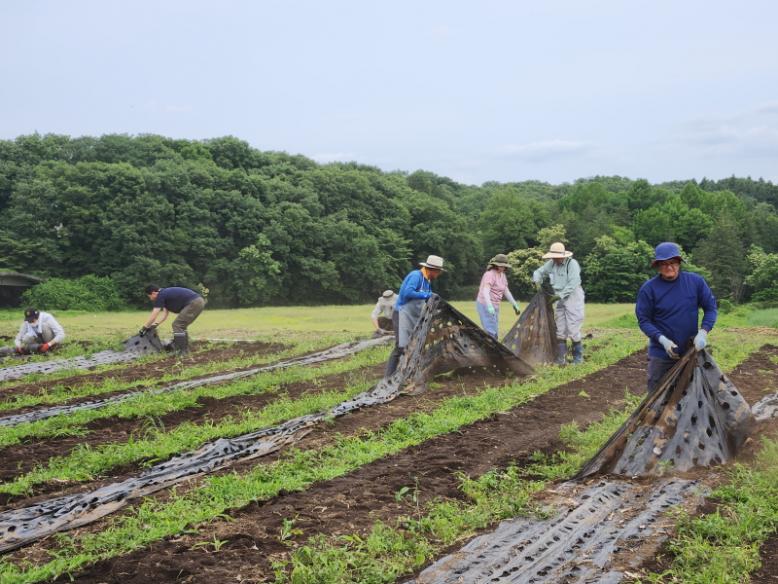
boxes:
[532,242,585,365]
[636,242,717,393]
[371,289,398,336]
[384,255,445,377]
[476,253,521,339]
[0,307,66,357]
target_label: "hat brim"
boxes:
[419,262,446,271]
[542,251,573,259]
[489,262,511,268]
[651,256,683,267]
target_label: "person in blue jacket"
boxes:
[635,242,717,392]
[384,255,445,377]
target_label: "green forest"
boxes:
[1,133,778,308]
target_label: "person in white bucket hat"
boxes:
[532,242,585,365]
[384,255,445,377]
[371,289,397,336]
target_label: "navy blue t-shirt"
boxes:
[153,287,201,314]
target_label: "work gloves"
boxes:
[658,335,680,359]
[38,342,50,353]
[549,294,561,303]
[512,302,521,316]
[694,329,708,351]
[139,323,158,337]
[486,303,496,316]
[427,292,440,303]
[533,281,541,290]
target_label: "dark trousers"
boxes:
[647,355,677,393]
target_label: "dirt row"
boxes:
[53,346,778,584]
[0,362,512,510]
[37,349,649,583]
[0,340,283,404]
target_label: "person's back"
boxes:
[154,287,201,313]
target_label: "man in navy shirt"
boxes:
[384,255,445,377]
[141,285,206,355]
[635,242,717,392]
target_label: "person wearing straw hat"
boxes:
[371,289,398,336]
[532,242,585,365]
[636,242,717,393]
[384,255,445,377]
[476,253,521,339]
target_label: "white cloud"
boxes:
[678,103,778,156]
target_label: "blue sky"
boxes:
[2,0,777,184]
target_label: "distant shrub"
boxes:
[22,275,126,311]
[717,298,735,314]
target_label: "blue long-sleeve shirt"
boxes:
[396,270,431,310]
[635,271,717,358]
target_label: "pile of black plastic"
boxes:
[577,348,753,478]
[502,291,558,366]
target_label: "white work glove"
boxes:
[486,303,496,316]
[693,329,708,351]
[512,302,521,316]
[658,335,680,359]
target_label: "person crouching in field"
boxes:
[141,285,206,355]
[532,242,585,365]
[384,255,445,377]
[476,253,520,339]
[0,307,66,357]
[636,242,717,393]
[371,289,397,337]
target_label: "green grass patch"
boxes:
[641,437,778,583]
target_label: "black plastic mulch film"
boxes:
[0,297,532,553]
[502,291,558,366]
[0,331,165,384]
[409,349,755,584]
[0,333,392,429]
[576,348,753,479]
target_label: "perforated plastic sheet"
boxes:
[0,331,165,384]
[410,478,701,584]
[752,391,778,421]
[0,336,392,428]
[576,348,753,479]
[502,292,558,365]
[0,297,532,552]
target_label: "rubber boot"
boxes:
[385,347,404,378]
[572,341,583,364]
[555,341,567,366]
[172,332,189,356]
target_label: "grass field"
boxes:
[0,302,636,345]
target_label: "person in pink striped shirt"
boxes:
[476,254,521,339]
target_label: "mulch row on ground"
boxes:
[0,361,513,514]
[0,362,385,506]
[61,351,654,583]
[0,341,284,404]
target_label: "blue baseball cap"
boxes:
[651,242,683,267]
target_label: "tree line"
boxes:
[1,133,777,307]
